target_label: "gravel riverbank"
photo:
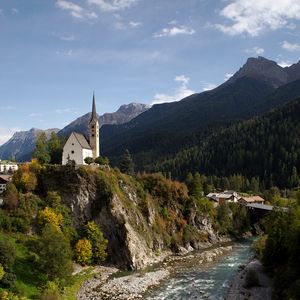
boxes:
[77,245,233,300]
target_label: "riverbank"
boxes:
[77,245,233,300]
[226,257,272,300]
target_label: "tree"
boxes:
[185,172,194,194]
[48,132,63,164]
[85,221,108,264]
[35,224,73,282]
[0,239,16,288]
[74,239,93,265]
[4,183,19,211]
[38,207,63,231]
[94,156,109,165]
[190,172,203,198]
[33,132,51,164]
[119,149,134,175]
[84,157,94,165]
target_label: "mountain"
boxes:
[0,102,149,161]
[58,102,150,138]
[100,57,300,168]
[225,56,300,88]
[0,128,59,161]
[156,97,300,188]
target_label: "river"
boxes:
[146,239,254,300]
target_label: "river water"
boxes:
[146,240,253,300]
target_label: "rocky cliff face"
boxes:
[39,167,218,270]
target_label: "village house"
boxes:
[206,190,240,205]
[62,94,100,165]
[238,195,265,205]
[0,160,18,174]
[0,175,13,206]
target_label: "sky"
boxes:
[1,0,300,145]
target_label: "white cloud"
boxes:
[154,25,195,38]
[282,40,300,51]
[201,81,217,91]
[151,75,195,105]
[0,127,22,146]
[87,0,138,11]
[216,0,300,36]
[168,20,178,25]
[60,35,75,41]
[224,73,234,80]
[0,106,16,111]
[278,60,292,68]
[129,21,142,27]
[56,0,98,20]
[55,107,80,114]
[246,46,265,55]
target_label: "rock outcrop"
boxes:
[39,167,219,270]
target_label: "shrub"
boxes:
[85,221,108,264]
[40,281,62,300]
[38,207,63,230]
[74,239,93,265]
[0,264,5,280]
[35,224,73,283]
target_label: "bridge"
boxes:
[244,202,288,226]
[246,203,289,212]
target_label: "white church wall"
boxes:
[62,133,92,165]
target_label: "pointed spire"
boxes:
[91,92,97,121]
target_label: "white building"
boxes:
[62,94,100,165]
[207,190,240,205]
[0,160,18,174]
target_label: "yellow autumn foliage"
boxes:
[74,239,93,265]
[39,207,63,230]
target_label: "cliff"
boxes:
[38,166,219,270]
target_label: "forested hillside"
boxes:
[155,98,300,189]
[101,64,300,169]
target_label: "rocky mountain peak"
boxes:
[227,56,288,88]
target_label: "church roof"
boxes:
[90,93,98,122]
[72,132,91,150]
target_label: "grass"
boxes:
[61,268,95,300]
[0,231,43,299]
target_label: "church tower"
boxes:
[89,93,100,159]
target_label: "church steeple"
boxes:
[91,92,97,122]
[89,93,100,159]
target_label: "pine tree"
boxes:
[190,172,203,198]
[119,149,134,175]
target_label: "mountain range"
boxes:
[100,56,300,168]
[2,56,300,178]
[0,102,149,161]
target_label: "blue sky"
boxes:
[1,0,300,144]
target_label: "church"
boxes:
[62,94,100,165]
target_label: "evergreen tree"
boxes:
[119,149,134,175]
[48,132,63,164]
[185,172,194,194]
[190,172,203,198]
[33,132,50,164]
